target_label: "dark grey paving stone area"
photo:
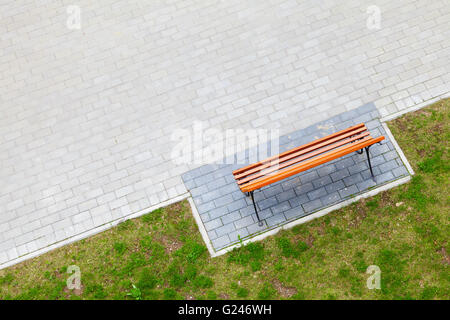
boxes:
[182,103,410,252]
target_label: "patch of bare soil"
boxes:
[159,235,183,254]
[305,235,315,247]
[293,234,315,247]
[64,284,84,296]
[166,202,188,220]
[272,279,297,298]
[219,293,230,299]
[438,247,450,265]
[348,202,368,229]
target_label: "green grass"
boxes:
[0,99,448,300]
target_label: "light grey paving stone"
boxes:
[215,223,236,237]
[266,214,287,227]
[284,206,306,220]
[299,171,319,184]
[294,182,315,195]
[221,211,241,225]
[289,194,310,208]
[281,177,301,190]
[378,160,400,173]
[231,190,245,201]
[307,187,328,201]
[317,164,336,177]
[302,199,324,212]
[258,197,278,211]
[212,235,231,249]
[357,179,377,192]
[214,194,234,208]
[348,162,369,175]
[258,209,273,220]
[208,206,229,221]
[375,171,395,184]
[226,199,248,213]
[368,155,385,167]
[343,173,364,187]
[334,157,355,170]
[253,191,266,201]
[321,192,341,206]
[313,175,332,188]
[202,189,226,203]
[204,218,223,232]
[383,150,399,162]
[246,221,267,235]
[325,180,345,194]
[371,144,390,156]
[276,189,297,203]
[216,183,239,197]
[262,184,284,198]
[239,206,256,218]
[197,202,216,215]
[206,177,228,192]
[228,228,250,243]
[207,230,218,241]
[234,215,255,230]
[361,167,381,180]
[331,168,351,182]
[270,201,291,215]
[338,185,359,198]
[392,166,409,178]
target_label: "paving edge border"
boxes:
[0,193,190,270]
[380,92,450,123]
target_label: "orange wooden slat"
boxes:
[234,131,370,182]
[232,123,366,175]
[239,135,385,193]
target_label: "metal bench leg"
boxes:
[249,191,263,227]
[365,146,374,178]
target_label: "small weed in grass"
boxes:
[277,237,308,258]
[142,208,164,223]
[402,175,435,210]
[366,199,379,210]
[86,284,107,299]
[206,290,217,300]
[176,241,206,263]
[126,284,142,300]
[137,268,158,292]
[0,273,14,285]
[163,288,178,300]
[352,251,367,273]
[228,242,265,267]
[337,266,351,278]
[236,287,249,298]
[418,150,447,173]
[117,220,134,231]
[192,275,213,289]
[113,242,127,255]
[258,282,276,300]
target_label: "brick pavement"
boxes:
[0,0,448,267]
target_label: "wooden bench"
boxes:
[232,123,385,226]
